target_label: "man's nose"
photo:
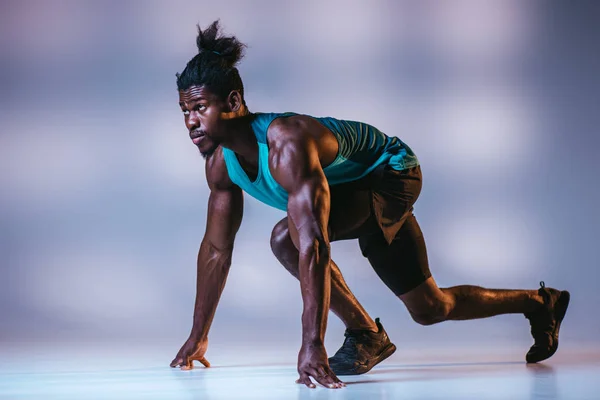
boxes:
[187,112,200,130]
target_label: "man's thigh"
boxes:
[328,165,422,243]
[359,213,432,296]
[328,177,380,242]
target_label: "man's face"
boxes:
[178,85,225,158]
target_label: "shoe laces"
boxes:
[527,281,553,341]
[336,330,372,358]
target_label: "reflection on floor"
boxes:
[1,344,599,399]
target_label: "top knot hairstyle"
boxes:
[176,20,247,102]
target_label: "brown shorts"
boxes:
[329,165,431,295]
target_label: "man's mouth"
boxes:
[190,131,205,145]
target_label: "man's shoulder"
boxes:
[267,113,331,142]
[267,118,320,158]
[252,112,297,133]
[268,113,303,133]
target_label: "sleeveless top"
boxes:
[221,112,419,211]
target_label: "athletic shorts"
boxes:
[329,164,431,296]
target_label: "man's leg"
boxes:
[399,277,570,364]
[271,216,397,375]
[361,212,570,362]
[270,217,376,332]
[400,278,544,324]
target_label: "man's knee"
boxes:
[270,219,300,278]
[406,297,452,326]
[269,218,289,257]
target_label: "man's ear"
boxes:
[227,90,243,112]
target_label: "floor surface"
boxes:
[1,344,599,399]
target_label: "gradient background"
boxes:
[1,0,599,364]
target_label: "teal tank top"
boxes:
[222,112,419,211]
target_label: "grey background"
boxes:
[1,0,598,358]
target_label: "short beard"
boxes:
[198,145,216,159]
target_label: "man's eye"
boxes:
[196,105,206,111]
[182,110,190,115]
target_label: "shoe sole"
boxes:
[527,290,570,363]
[332,342,397,376]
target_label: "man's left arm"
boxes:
[270,130,344,389]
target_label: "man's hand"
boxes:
[296,343,344,389]
[170,336,210,370]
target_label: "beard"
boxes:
[191,129,219,159]
[197,143,218,159]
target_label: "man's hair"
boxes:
[176,20,247,102]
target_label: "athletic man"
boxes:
[169,21,570,389]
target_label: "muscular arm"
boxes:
[270,124,332,347]
[270,121,343,388]
[171,147,243,369]
[189,182,243,340]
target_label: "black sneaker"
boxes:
[525,281,570,363]
[328,318,396,375]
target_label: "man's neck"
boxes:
[221,111,259,165]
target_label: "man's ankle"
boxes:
[345,320,378,334]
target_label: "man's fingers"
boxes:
[180,357,194,370]
[325,367,345,386]
[313,371,343,389]
[296,374,316,389]
[199,357,211,368]
[296,368,343,389]
[170,357,183,368]
[179,356,210,370]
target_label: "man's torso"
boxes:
[220,112,419,211]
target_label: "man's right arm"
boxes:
[171,147,243,369]
[188,182,243,340]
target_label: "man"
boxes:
[169,21,570,389]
